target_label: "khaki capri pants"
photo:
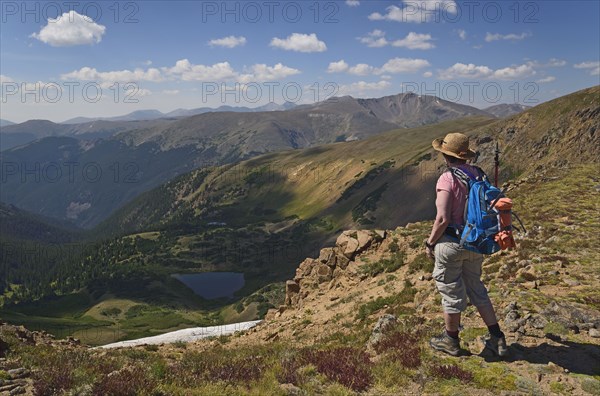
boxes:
[432,235,493,314]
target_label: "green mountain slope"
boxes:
[1,93,492,226]
[1,86,597,346]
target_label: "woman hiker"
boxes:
[424,132,508,357]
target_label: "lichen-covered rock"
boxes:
[528,314,548,329]
[367,314,397,350]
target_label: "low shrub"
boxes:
[430,364,473,383]
[374,331,421,368]
[301,347,373,392]
[92,366,156,396]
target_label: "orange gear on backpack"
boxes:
[493,198,516,250]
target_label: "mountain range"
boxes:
[61,102,298,124]
[0,86,598,356]
[1,96,531,152]
[0,92,498,227]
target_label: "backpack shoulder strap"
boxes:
[449,167,471,187]
[471,165,489,182]
[449,167,473,236]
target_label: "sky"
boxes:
[1,0,599,123]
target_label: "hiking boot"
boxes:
[483,333,508,357]
[430,331,460,356]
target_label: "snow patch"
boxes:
[98,320,262,349]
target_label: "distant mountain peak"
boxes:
[0,119,15,127]
[483,103,532,118]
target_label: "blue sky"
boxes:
[1,0,599,122]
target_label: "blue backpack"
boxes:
[449,166,505,255]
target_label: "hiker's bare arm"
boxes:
[427,189,451,245]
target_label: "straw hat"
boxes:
[432,133,477,160]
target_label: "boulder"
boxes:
[315,264,333,283]
[295,258,317,281]
[285,280,301,306]
[336,254,351,270]
[336,231,360,259]
[374,229,386,240]
[367,314,397,350]
[356,230,373,251]
[528,314,548,330]
[318,247,336,266]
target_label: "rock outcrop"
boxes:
[283,230,386,309]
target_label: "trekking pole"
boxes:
[494,141,500,187]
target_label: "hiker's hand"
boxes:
[426,246,435,261]
[425,240,435,261]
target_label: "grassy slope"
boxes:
[0,116,493,344]
[2,86,598,349]
[4,163,599,395]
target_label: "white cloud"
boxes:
[162,89,180,95]
[358,31,434,50]
[439,63,492,79]
[270,33,327,53]
[338,80,391,95]
[0,75,14,84]
[242,63,301,82]
[537,76,556,83]
[358,30,388,47]
[327,60,349,73]
[457,29,467,40]
[369,0,457,23]
[329,58,429,76]
[392,32,435,50]
[208,35,247,48]
[61,66,164,84]
[376,57,431,74]
[30,11,106,47]
[547,58,566,67]
[574,61,600,75]
[165,60,240,81]
[574,61,600,68]
[527,58,567,68]
[423,71,433,78]
[493,64,536,79]
[348,63,374,76]
[329,58,429,77]
[143,60,153,66]
[345,0,360,6]
[135,88,152,97]
[485,32,530,42]
[438,62,536,80]
[62,60,301,85]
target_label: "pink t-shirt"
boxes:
[436,165,480,226]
